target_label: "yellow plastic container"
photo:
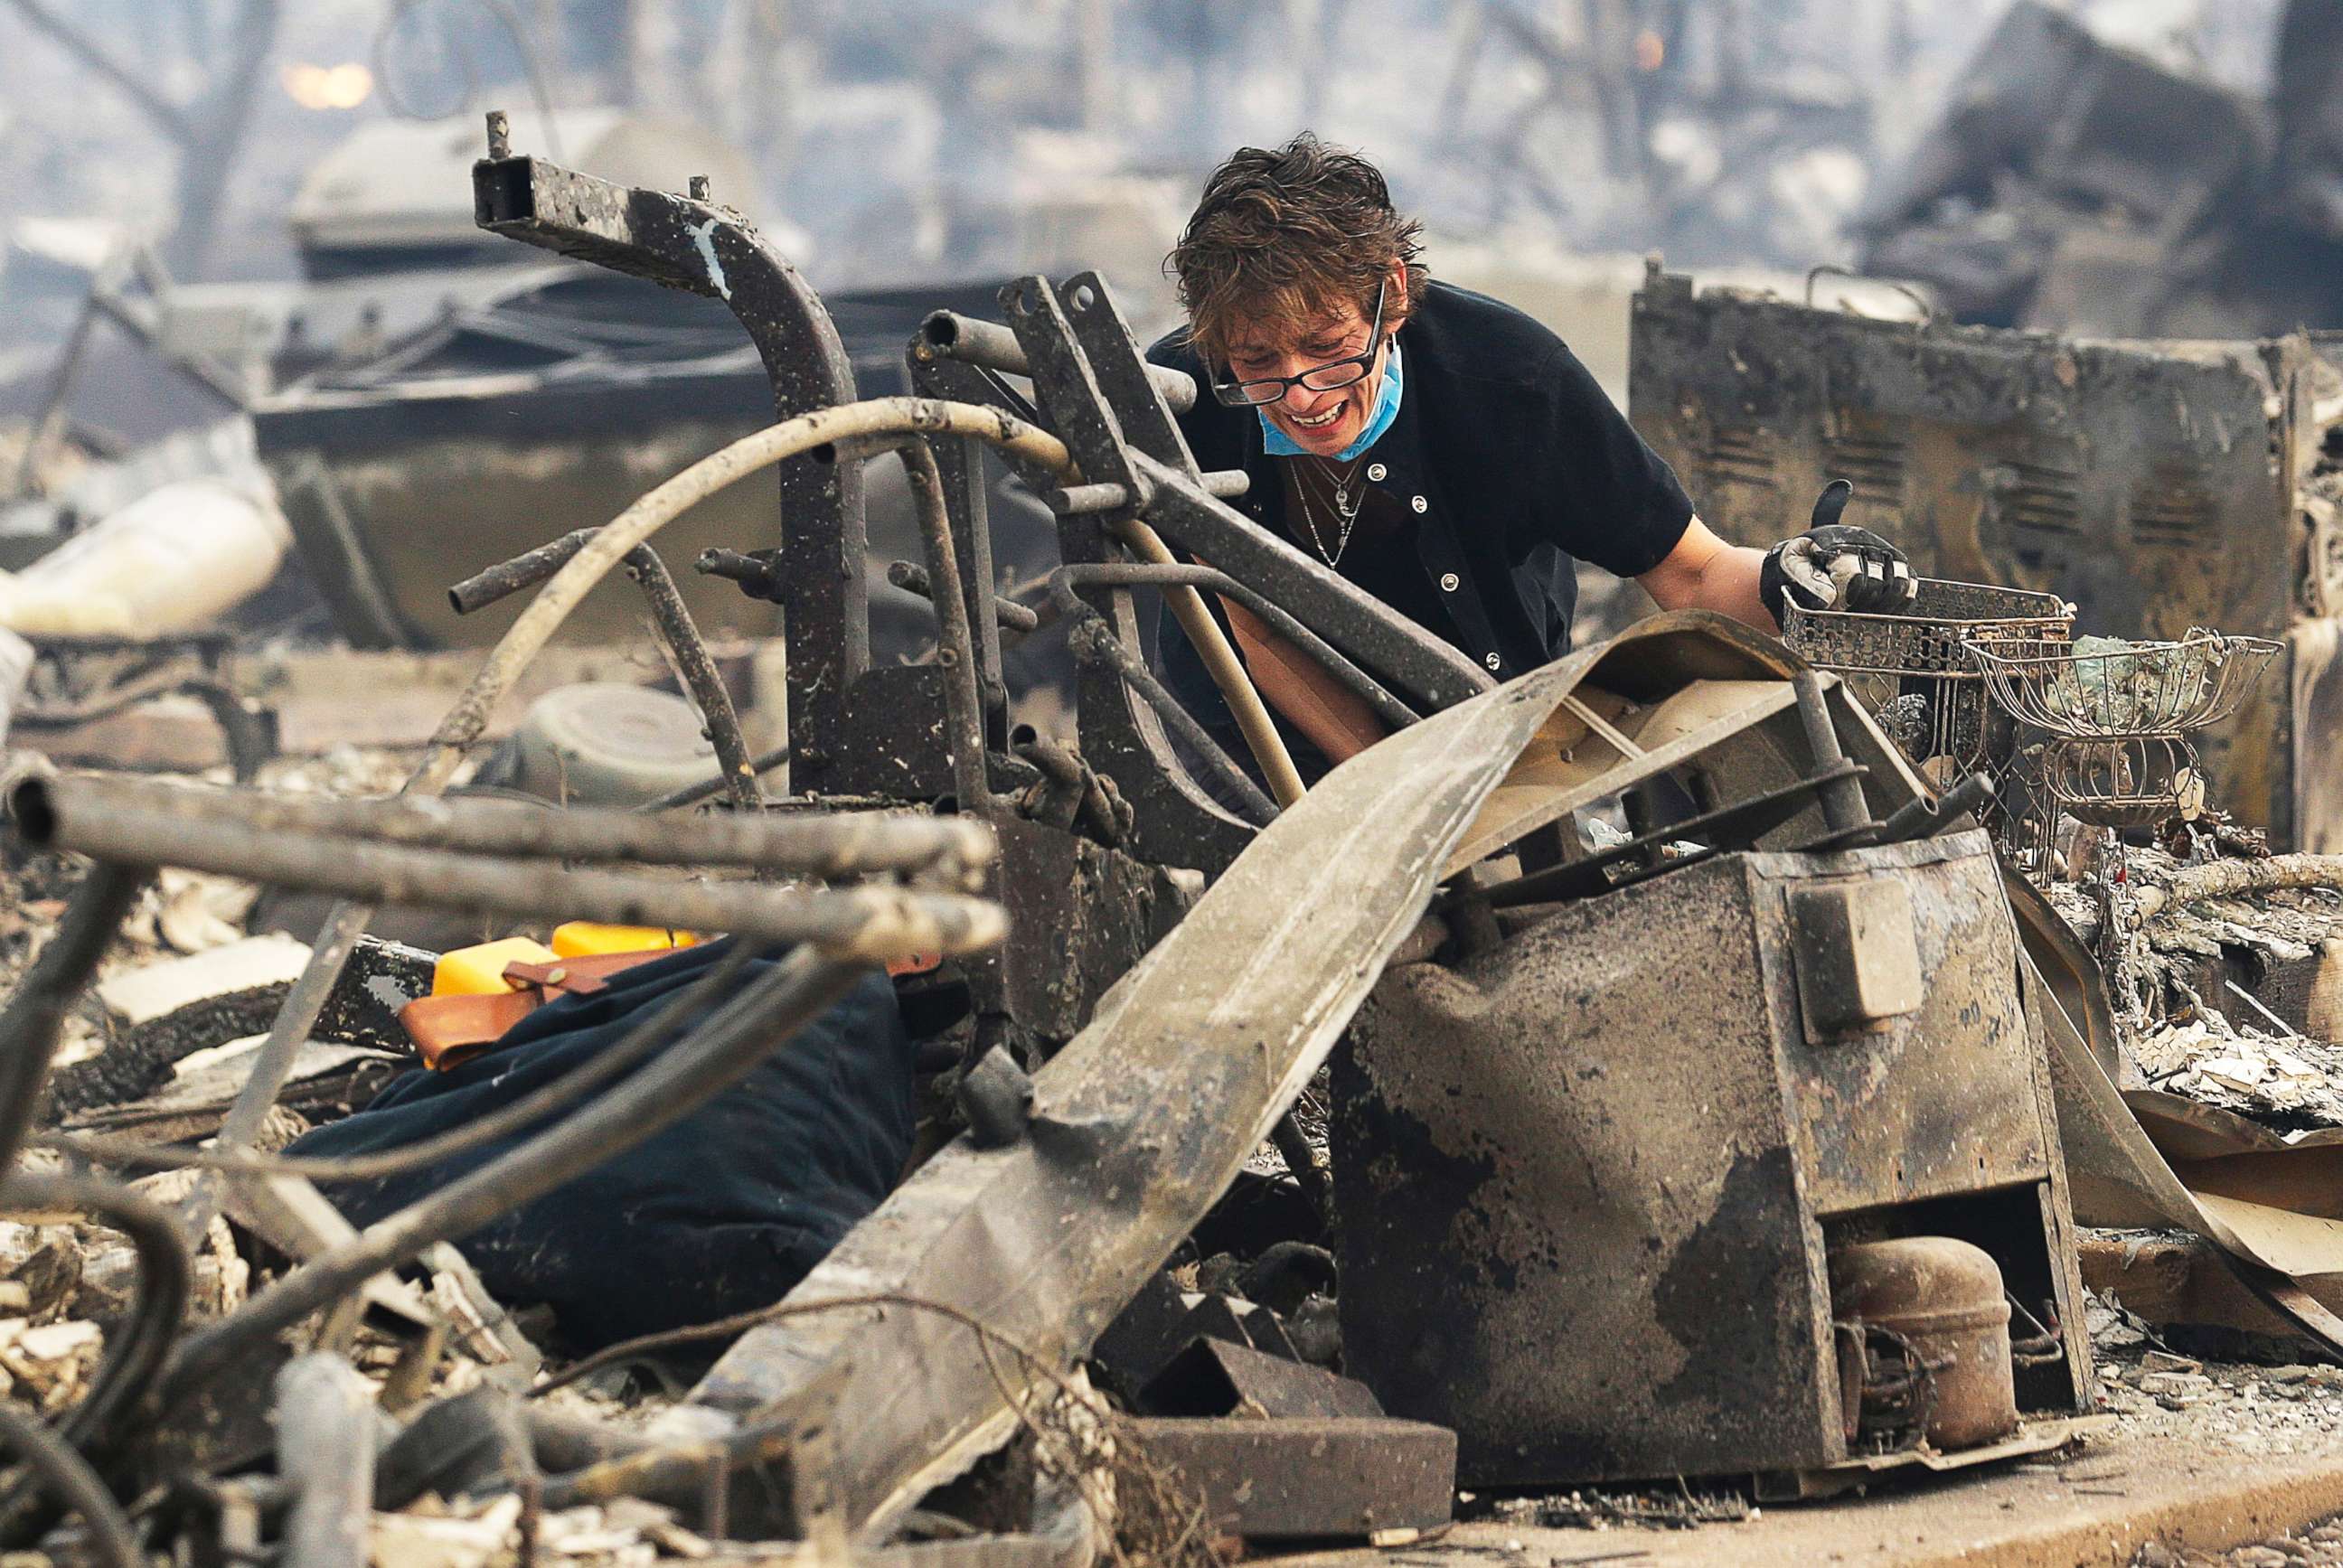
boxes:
[549,923,700,959]
[432,936,560,997]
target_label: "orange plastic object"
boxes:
[433,937,559,997]
[550,923,701,959]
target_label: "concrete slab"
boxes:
[1274,1426,2343,1567]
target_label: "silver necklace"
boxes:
[1292,455,1368,567]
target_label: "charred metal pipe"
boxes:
[1050,562,1421,732]
[635,742,792,813]
[8,794,1004,961]
[898,439,994,820]
[694,547,783,598]
[447,528,596,615]
[448,531,761,816]
[1793,670,1870,835]
[887,560,1039,634]
[1060,610,1276,827]
[620,546,763,815]
[1047,470,1249,513]
[1010,728,1126,845]
[917,309,1197,414]
[11,773,993,879]
[0,863,144,1179]
[1808,772,1997,852]
[166,949,865,1401]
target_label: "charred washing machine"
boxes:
[1333,806,2097,1498]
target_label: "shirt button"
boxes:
[1410,494,1428,514]
[1367,463,1388,482]
[1484,652,1502,671]
[1439,572,1460,592]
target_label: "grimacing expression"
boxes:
[1224,296,1391,458]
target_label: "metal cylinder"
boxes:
[1830,1236,2018,1451]
[917,310,1198,413]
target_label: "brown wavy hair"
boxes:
[1165,134,1428,367]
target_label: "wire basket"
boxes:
[1971,633,2282,738]
[2037,736,2206,828]
[1782,578,2075,772]
[1782,578,2075,677]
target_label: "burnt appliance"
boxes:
[1333,826,2096,1496]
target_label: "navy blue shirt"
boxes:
[1146,281,1695,775]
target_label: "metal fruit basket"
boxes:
[1782,578,2074,771]
[1970,633,2282,738]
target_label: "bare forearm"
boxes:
[1637,517,1775,631]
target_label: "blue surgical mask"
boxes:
[1259,338,1404,461]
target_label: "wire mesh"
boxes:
[1783,579,2074,867]
[1971,634,2282,738]
[2037,736,2207,828]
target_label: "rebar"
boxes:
[1106,509,1307,808]
[887,560,1039,634]
[635,743,793,813]
[622,545,764,814]
[13,772,993,880]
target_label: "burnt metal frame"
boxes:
[448,529,764,816]
[460,147,1513,1059]
[916,271,1496,868]
[470,135,869,798]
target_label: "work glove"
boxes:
[1758,479,1919,623]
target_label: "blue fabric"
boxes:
[1257,339,1405,459]
[287,940,914,1352]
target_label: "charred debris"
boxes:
[5,98,2343,1568]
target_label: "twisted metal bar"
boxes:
[10,796,1003,961]
[13,771,993,879]
[196,397,1069,1188]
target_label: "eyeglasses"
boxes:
[1210,280,1388,408]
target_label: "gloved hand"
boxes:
[1759,479,1919,623]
